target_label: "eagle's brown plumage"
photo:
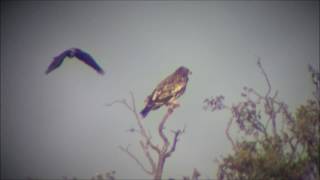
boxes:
[140,66,191,118]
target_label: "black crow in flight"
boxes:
[45,48,105,75]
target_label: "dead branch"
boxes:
[107,92,157,175]
[139,140,156,171]
[158,110,171,152]
[107,92,185,180]
[165,129,183,158]
[119,145,152,175]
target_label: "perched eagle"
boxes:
[45,48,105,75]
[140,66,192,118]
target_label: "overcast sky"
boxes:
[1,1,319,179]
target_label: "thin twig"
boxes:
[165,129,183,158]
[119,145,153,175]
[257,57,272,98]
[140,141,156,173]
[226,117,236,149]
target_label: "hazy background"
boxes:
[1,1,319,179]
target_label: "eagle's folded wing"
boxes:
[152,75,187,104]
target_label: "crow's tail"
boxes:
[140,105,152,118]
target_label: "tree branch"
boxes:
[165,129,183,158]
[107,93,158,175]
[140,141,156,172]
[226,117,236,149]
[158,109,172,152]
[107,92,185,179]
[119,145,153,175]
[257,57,271,98]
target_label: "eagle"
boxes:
[45,48,105,75]
[140,66,192,118]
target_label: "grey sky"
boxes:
[1,1,319,179]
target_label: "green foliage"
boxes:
[213,63,320,180]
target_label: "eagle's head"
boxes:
[175,66,192,77]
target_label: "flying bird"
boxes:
[140,66,192,118]
[45,48,105,75]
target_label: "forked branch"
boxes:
[107,92,185,179]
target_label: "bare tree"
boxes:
[107,92,185,180]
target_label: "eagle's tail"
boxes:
[140,105,152,118]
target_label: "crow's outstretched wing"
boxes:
[74,49,105,75]
[45,50,70,74]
